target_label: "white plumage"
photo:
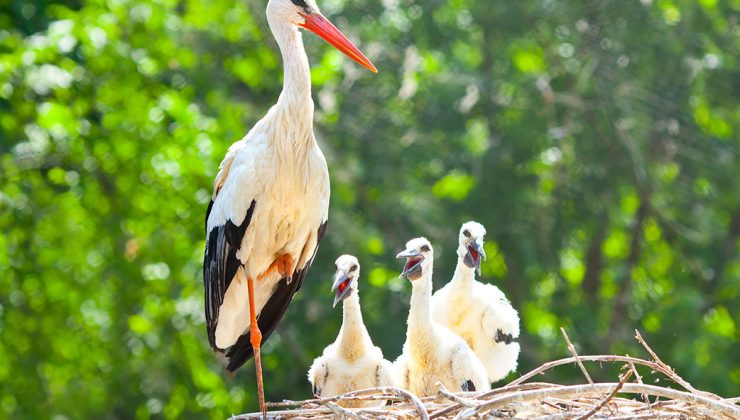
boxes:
[308,255,395,407]
[431,221,520,383]
[393,238,490,397]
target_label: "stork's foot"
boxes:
[275,253,294,278]
[257,253,295,281]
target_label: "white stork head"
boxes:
[332,254,360,307]
[267,0,377,73]
[397,237,433,281]
[458,221,487,275]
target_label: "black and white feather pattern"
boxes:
[222,221,328,372]
[203,199,256,350]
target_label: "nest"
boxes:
[230,331,740,419]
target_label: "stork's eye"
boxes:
[420,245,430,252]
[463,230,471,238]
[290,0,309,7]
[349,264,358,272]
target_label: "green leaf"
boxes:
[432,171,475,201]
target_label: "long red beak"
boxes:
[299,12,378,73]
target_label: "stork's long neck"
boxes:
[337,292,369,362]
[268,15,315,152]
[408,265,434,346]
[451,248,475,291]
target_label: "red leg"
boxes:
[248,253,293,418]
[247,275,266,418]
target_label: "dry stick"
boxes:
[323,401,363,419]
[266,394,405,408]
[559,328,595,386]
[429,383,563,419]
[634,330,712,398]
[356,387,430,420]
[243,387,429,420]
[575,369,633,420]
[588,415,687,420]
[628,358,653,413]
[269,387,406,407]
[453,383,740,419]
[559,328,613,416]
[436,383,478,408]
[540,400,568,412]
[507,353,715,398]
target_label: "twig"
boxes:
[454,382,740,419]
[560,328,613,416]
[436,383,478,407]
[540,400,568,412]
[430,383,562,419]
[236,386,429,419]
[560,328,595,386]
[575,369,633,419]
[634,330,709,397]
[389,386,430,420]
[507,353,721,400]
[266,393,404,408]
[593,415,687,420]
[322,401,363,419]
[628,358,652,412]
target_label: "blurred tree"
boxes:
[0,0,737,418]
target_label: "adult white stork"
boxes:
[203,0,376,414]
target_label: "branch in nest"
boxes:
[560,327,613,416]
[455,382,740,419]
[508,352,723,401]
[575,369,633,420]
[559,328,595,386]
[634,330,714,398]
[430,383,563,418]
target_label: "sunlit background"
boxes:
[1,0,738,418]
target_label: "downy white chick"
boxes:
[307,255,395,407]
[393,238,490,397]
[432,221,520,383]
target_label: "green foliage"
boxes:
[1,0,738,418]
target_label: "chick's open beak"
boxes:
[464,240,487,276]
[332,271,353,307]
[397,249,423,279]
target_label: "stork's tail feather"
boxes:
[225,333,255,372]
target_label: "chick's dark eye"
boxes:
[463,230,471,238]
[420,245,430,252]
[349,265,358,272]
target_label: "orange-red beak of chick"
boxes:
[299,12,378,73]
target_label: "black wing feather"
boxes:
[224,221,328,372]
[495,328,514,345]
[203,199,257,349]
[461,379,476,392]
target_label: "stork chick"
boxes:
[431,221,520,383]
[393,238,490,397]
[308,255,395,407]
